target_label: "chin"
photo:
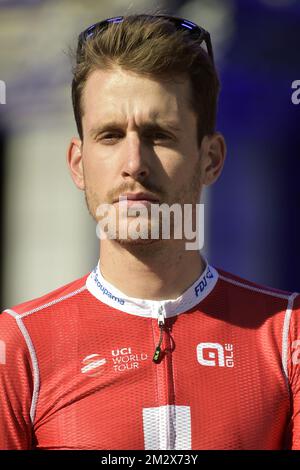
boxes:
[115,237,159,247]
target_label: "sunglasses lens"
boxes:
[85,26,96,40]
[107,16,123,23]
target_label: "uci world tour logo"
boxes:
[81,354,107,377]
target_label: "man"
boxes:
[0,14,299,450]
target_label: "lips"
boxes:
[114,192,159,203]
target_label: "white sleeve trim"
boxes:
[219,274,291,299]
[4,309,40,424]
[282,292,299,386]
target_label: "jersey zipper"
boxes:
[152,305,176,449]
[152,306,165,363]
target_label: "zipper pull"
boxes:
[153,306,165,363]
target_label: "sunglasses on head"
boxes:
[77,14,214,65]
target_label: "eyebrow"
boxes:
[89,120,182,139]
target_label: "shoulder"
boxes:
[215,266,297,302]
[1,272,90,322]
[213,266,300,322]
[211,267,300,342]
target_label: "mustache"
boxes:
[106,182,165,203]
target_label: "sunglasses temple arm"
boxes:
[205,35,215,66]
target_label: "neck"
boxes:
[99,239,205,300]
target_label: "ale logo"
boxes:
[197,342,234,368]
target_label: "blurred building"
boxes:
[0,0,299,308]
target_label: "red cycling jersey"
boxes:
[0,261,299,450]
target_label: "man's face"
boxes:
[69,66,224,244]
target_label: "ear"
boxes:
[200,133,226,186]
[66,137,85,190]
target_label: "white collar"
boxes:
[86,259,218,320]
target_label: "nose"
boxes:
[121,133,150,181]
